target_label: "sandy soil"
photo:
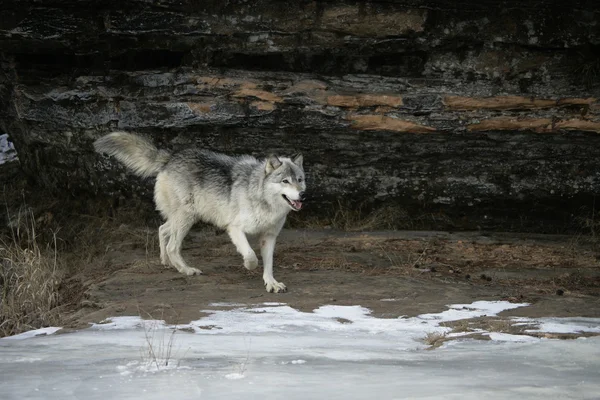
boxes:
[65,228,600,330]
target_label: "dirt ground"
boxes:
[65,227,600,332]
[2,165,600,338]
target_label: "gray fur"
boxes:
[93,131,171,178]
[94,131,306,293]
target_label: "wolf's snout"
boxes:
[282,192,304,211]
[299,191,306,201]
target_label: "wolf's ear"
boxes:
[266,154,282,174]
[291,153,303,168]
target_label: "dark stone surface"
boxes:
[1,0,599,231]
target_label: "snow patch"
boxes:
[209,302,247,307]
[0,133,18,165]
[6,301,532,344]
[418,301,527,322]
[13,357,44,362]
[91,316,166,330]
[281,359,307,365]
[2,327,61,340]
[225,372,245,380]
[523,317,600,334]
[8,301,600,349]
[487,332,541,342]
[117,360,190,375]
[188,301,528,339]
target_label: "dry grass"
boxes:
[290,201,412,231]
[444,317,530,337]
[289,199,457,232]
[377,241,431,271]
[311,254,356,270]
[0,208,64,337]
[445,319,471,334]
[328,202,410,231]
[573,54,600,89]
[0,194,158,338]
[136,305,191,371]
[141,321,179,371]
[422,331,448,349]
[487,319,514,333]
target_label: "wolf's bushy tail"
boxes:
[94,131,171,178]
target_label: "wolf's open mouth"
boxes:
[282,195,303,211]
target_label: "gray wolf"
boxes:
[94,131,306,293]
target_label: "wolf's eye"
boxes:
[282,179,290,184]
[298,178,303,183]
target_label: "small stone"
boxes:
[556,289,564,296]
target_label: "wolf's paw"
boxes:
[264,278,287,293]
[244,253,259,270]
[181,267,202,276]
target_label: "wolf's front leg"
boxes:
[227,227,258,270]
[260,234,286,293]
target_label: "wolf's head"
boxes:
[263,154,306,212]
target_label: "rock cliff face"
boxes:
[1,1,599,231]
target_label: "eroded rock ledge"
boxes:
[1,0,599,231]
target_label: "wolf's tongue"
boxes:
[291,200,303,210]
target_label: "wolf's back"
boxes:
[94,131,171,178]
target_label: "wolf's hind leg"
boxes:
[227,227,258,270]
[158,222,171,266]
[166,213,201,276]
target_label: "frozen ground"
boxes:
[1,301,600,400]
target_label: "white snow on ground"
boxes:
[486,332,541,342]
[523,317,600,334]
[1,327,62,340]
[117,360,191,376]
[89,316,164,331]
[0,133,18,165]
[1,301,600,399]
[167,300,526,338]
[224,372,245,380]
[418,300,526,322]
